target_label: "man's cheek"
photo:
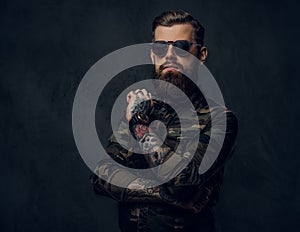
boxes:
[156,65,161,73]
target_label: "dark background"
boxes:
[1,0,299,231]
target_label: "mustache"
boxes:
[158,61,184,73]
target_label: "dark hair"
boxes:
[152,10,205,45]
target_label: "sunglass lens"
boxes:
[152,42,168,57]
[173,40,190,56]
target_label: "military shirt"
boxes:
[91,93,238,232]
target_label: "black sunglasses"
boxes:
[152,40,201,57]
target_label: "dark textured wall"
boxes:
[1,0,299,231]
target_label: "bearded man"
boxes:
[91,10,238,232]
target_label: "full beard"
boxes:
[154,66,199,102]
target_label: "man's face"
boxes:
[151,23,199,78]
[151,23,207,99]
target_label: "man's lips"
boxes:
[162,64,180,72]
[163,67,178,72]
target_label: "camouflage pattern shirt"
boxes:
[91,93,238,232]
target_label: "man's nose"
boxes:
[165,45,177,60]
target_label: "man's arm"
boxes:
[91,106,237,213]
[125,103,238,206]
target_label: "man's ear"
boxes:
[199,46,208,64]
[150,49,155,64]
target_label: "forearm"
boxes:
[91,159,163,203]
[91,169,214,213]
[91,155,221,214]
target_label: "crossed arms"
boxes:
[91,92,238,213]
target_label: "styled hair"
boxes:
[152,10,205,45]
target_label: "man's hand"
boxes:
[126,89,152,122]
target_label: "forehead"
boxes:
[154,23,195,41]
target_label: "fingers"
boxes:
[126,89,153,121]
[135,89,146,96]
[127,89,153,102]
[134,89,152,99]
[126,91,136,103]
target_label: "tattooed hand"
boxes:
[126,89,153,122]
